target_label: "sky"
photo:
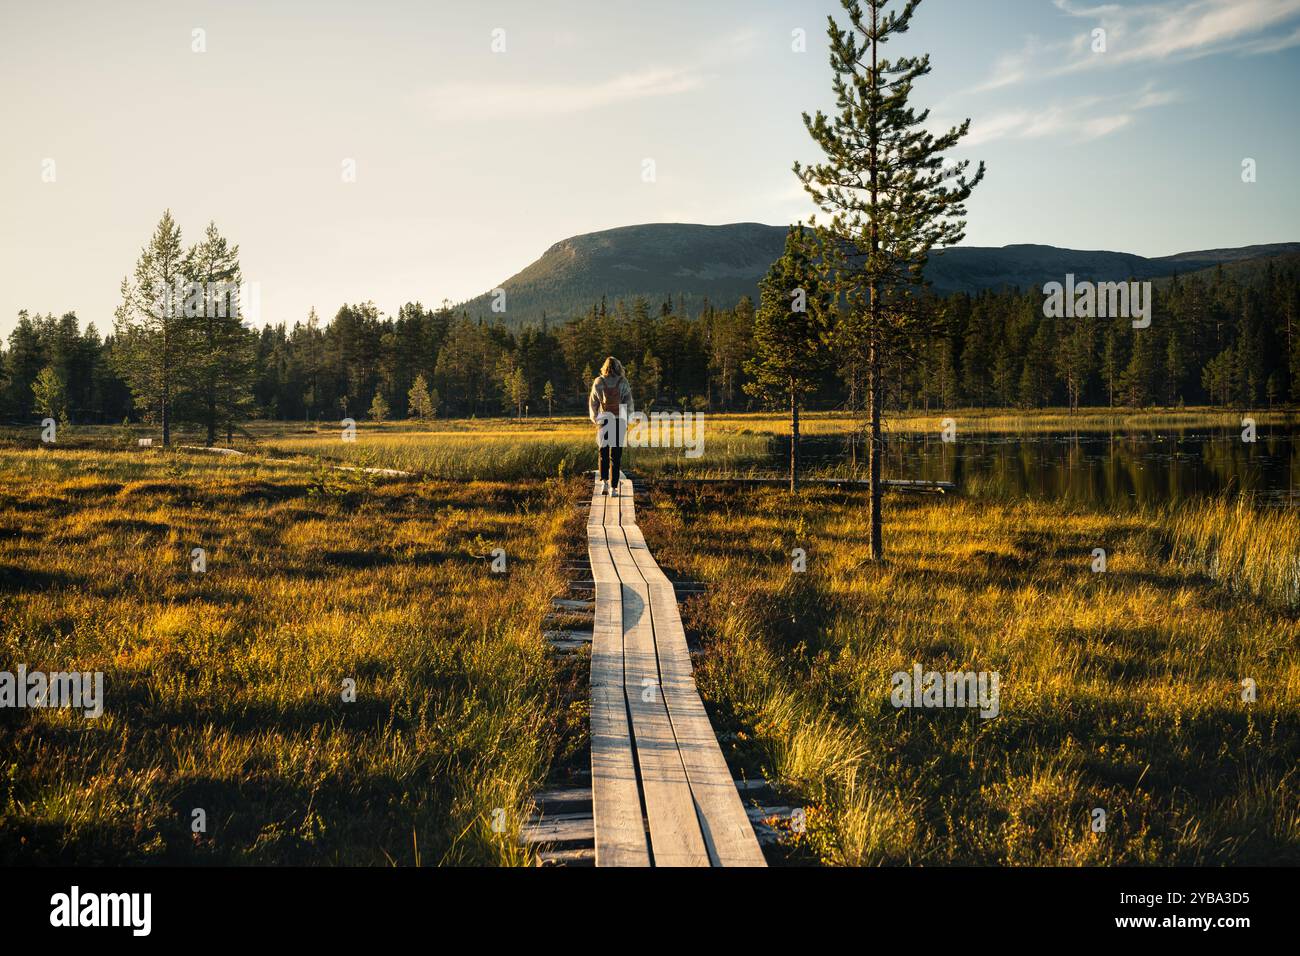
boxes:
[2,0,1299,339]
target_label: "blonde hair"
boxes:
[600,356,624,379]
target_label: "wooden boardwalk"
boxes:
[587,474,766,867]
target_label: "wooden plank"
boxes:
[521,813,594,844]
[587,498,651,867]
[533,787,593,810]
[587,481,604,528]
[537,846,596,866]
[583,473,766,867]
[621,520,768,867]
[543,629,593,642]
[551,598,593,611]
[617,470,635,524]
[604,480,710,867]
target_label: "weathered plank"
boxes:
[617,472,636,524]
[537,846,596,866]
[604,499,709,867]
[532,787,594,810]
[587,488,652,867]
[521,812,595,844]
[552,597,593,611]
[621,520,767,867]
[584,473,766,867]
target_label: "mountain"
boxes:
[458,223,787,325]
[457,223,1300,325]
[926,242,1300,294]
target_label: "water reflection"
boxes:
[779,427,1300,507]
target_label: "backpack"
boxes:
[598,380,622,413]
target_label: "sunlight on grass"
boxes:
[0,446,577,865]
[649,486,1300,865]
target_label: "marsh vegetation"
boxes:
[2,410,1296,865]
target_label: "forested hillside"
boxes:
[6,257,1298,426]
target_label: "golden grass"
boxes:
[0,446,578,865]
[1168,496,1300,609]
[642,487,1300,865]
[3,414,1297,867]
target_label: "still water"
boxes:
[780,427,1300,507]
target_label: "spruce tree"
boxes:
[112,210,191,446]
[796,0,984,559]
[743,226,831,491]
[408,373,435,419]
[187,221,253,445]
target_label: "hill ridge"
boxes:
[457,223,1300,326]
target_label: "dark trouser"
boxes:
[599,445,623,487]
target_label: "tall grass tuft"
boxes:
[1167,496,1300,609]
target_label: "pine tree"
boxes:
[743,226,831,491]
[186,222,251,445]
[407,373,435,419]
[1100,325,1123,408]
[1165,329,1186,406]
[31,365,66,419]
[710,296,754,409]
[639,351,662,409]
[369,390,389,422]
[796,0,984,559]
[507,366,528,418]
[542,380,555,417]
[1019,321,1054,408]
[1055,315,1094,412]
[1234,290,1264,407]
[1121,331,1156,407]
[934,337,958,409]
[112,210,192,445]
[1286,283,1300,402]
[4,312,46,418]
[1202,350,1234,406]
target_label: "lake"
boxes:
[780,426,1300,507]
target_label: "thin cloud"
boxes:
[956,88,1156,146]
[967,0,1300,91]
[429,66,710,122]
[1054,0,1300,70]
[1238,22,1300,52]
[426,27,759,123]
[970,38,1048,92]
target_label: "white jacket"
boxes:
[588,375,634,447]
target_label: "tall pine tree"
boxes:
[743,226,831,491]
[112,210,190,445]
[796,0,984,559]
[187,221,254,444]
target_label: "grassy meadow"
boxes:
[641,485,1300,865]
[2,410,1297,866]
[0,440,583,865]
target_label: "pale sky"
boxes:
[2,0,1299,339]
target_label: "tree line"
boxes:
[4,227,1298,436]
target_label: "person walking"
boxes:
[588,356,634,496]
